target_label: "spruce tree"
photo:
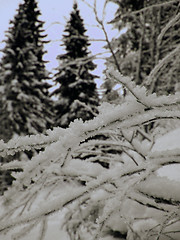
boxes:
[52,2,99,128]
[0,0,53,193]
[0,0,53,142]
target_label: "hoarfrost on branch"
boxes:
[0,68,180,239]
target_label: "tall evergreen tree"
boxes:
[0,0,53,143]
[52,2,99,128]
[0,0,53,193]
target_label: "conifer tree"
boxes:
[52,2,99,128]
[0,0,53,143]
[0,0,53,193]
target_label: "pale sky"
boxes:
[0,0,118,87]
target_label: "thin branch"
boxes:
[50,37,106,42]
[147,44,180,93]
[106,69,149,108]
[93,0,121,73]
[157,12,180,48]
[121,130,146,161]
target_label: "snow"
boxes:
[1,127,180,239]
[152,127,180,151]
[91,189,109,202]
[138,175,180,201]
[0,205,70,240]
[0,127,66,157]
[65,159,105,177]
[152,127,180,182]
[1,80,180,239]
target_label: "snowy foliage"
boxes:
[0,69,180,240]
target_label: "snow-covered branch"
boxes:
[1,71,180,239]
[0,127,64,157]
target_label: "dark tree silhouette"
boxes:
[0,0,53,194]
[0,0,53,141]
[52,2,99,128]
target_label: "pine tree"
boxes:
[0,0,53,142]
[52,2,99,128]
[0,0,53,194]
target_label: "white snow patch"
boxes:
[152,128,180,152]
[152,127,180,182]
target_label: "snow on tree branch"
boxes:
[0,128,65,157]
[0,72,180,239]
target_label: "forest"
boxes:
[0,0,180,239]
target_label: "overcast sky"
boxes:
[0,0,118,87]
